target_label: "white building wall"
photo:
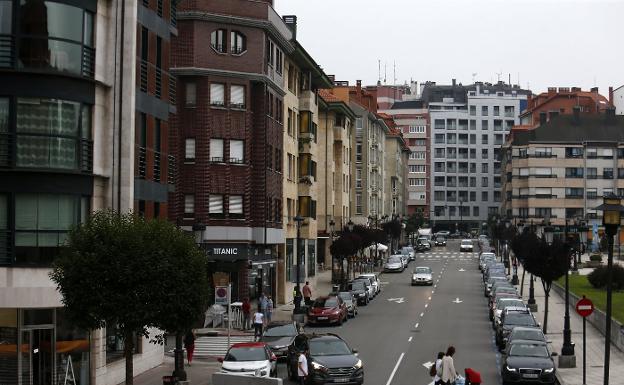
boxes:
[614,86,624,115]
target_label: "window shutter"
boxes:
[231,85,244,106]
[519,188,529,196]
[229,140,244,163]
[209,195,223,213]
[185,138,195,159]
[184,195,194,214]
[229,195,243,214]
[210,84,224,105]
[210,139,223,162]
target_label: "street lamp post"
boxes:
[595,194,624,385]
[329,219,336,285]
[293,215,304,314]
[368,215,379,267]
[527,219,537,312]
[560,219,576,367]
[344,219,354,290]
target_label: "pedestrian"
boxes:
[266,295,274,323]
[297,348,309,385]
[441,346,458,385]
[433,351,445,385]
[302,281,312,306]
[183,329,196,366]
[253,306,264,340]
[293,286,303,310]
[259,292,268,318]
[242,297,251,330]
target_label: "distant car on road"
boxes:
[434,236,447,246]
[384,255,405,273]
[411,266,433,286]
[219,342,277,377]
[460,239,474,252]
[307,295,348,326]
[358,273,380,295]
[436,230,450,238]
[400,246,416,261]
[417,236,432,250]
[501,340,556,385]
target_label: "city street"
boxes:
[275,239,502,385]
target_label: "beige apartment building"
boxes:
[382,123,410,218]
[501,108,624,235]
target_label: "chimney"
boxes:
[571,87,581,92]
[609,86,614,106]
[539,111,547,125]
[356,80,362,93]
[549,110,559,121]
[548,87,557,95]
[328,74,335,83]
[452,78,456,87]
[282,15,297,38]
[572,106,581,124]
[591,86,599,93]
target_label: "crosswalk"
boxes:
[194,335,255,358]
[416,252,480,259]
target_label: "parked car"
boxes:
[219,342,277,377]
[337,291,358,318]
[506,326,548,346]
[352,277,375,300]
[412,266,433,286]
[436,230,450,238]
[400,246,416,261]
[492,297,525,327]
[358,273,380,295]
[485,276,509,297]
[287,333,364,385]
[460,239,474,252]
[347,280,370,305]
[501,340,556,385]
[415,241,428,252]
[384,255,405,273]
[434,236,447,246]
[307,295,348,326]
[259,321,301,359]
[496,308,539,349]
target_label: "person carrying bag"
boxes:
[441,346,458,385]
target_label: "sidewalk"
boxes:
[272,268,335,322]
[516,256,624,385]
[119,355,221,385]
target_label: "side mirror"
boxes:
[352,348,358,354]
[217,357,224,363]
[551,352,558,357]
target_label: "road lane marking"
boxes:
[408,336,413,342]
[428,296,431,300]
[425,303,429,308]
[452,297,463,304]
[385,352,405,385]
[415,323,419,328]
[420,312,424,317]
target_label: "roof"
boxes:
[318,89,357,120]
[290,41,333,89]
[391,100,425,109]
[521,90,610,117]
[319,89,341,103]
[230,342,267,348]
[512,114,624,146]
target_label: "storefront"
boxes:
[0,308,90,385]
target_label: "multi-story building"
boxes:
[378,114,410,217]
[1,0,176,383]
[501,108,623,235]
[519,87,610,126]
[427,81,530,232]
[613,85,624,115]
[316,89,355,286]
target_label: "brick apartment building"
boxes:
[519,87,610,126]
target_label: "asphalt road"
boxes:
[276,239,503,385]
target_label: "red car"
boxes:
[307,295,348,325]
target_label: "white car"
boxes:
[460,239,474,252]
[417,236,431,250]
[358,273,380,295]
[384,255,405,272]
[411,266,433,286]
[219,342,277,377]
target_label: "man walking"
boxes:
[259,292,268,319]
[297,348,308,385]
[242,297,251,330]
[303,281,312,306]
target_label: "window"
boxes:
[565,167,583,178]
[504,106,515,117]
[356,142,363,162]
[184,138,195,161]
[229,195,243,216]
[230,85,245,108]
[481,106,488,116]
[493,106,500,116]
[210,138,224,162]
[481,177,488,187]
[481,191,488,201]
[586,167,597,179]
[603,167,614,179]
[586,188,597,199]
[408,125,425,133]
[185,83,196,107]
[209,194,224,215]
[275,47,283,74]
[434,134,445,144]
[287,153,295,181]
[355,193,363,214]
[566,188,584,198]
[356,168,362,188]
[434,119,445,130]
[211,29,226,53]
[565,147,583,158]
[12,98,91,171]
[0,1,12,35]
[210,83,225,106]
[534,147,552,157]
[587,148,598,158]
[229,140,244,163]
[415,139,426,146]
[619,168,624,178]
[481,149,489,159]
[267,40,275,66]
[409,165,425,173]
[184,195,194,215]
[481,120,489,130]
[481,134,488,144]
[535,208,552,218]
[535,167,552,177]
[298,196,317,219]
[482,163,488,173]
[469,105,476,116]
[231,31,246,54]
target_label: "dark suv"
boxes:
[496,309,538,350]
[287,333,364,384]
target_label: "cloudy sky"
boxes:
[274,0,624,95]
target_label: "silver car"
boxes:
[460,239,474,252]
[384,255,404,272]
[358,273,380,295]
[411,266,433,286]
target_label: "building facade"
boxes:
[613,85,624,115]
[501,109,623,236]
[427,81,530,231]
[0,0,175,384]
[519,87,610,126]
[379,114,409,218]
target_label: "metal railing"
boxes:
[0,35,14,67]
[167,155,175,185]
[0,231,12,265]
[155,67,162,99]
[138,147,147,178]
[82,46,95,78]
[80,139,93,173]
[169,75,176,104]
[140,60,148,92]
[154,152,161,182]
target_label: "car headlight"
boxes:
[273,345,287,350]
[353,359,362,369]
[544,367,554,373]
[358,293,365,297]
[311,361,328,373]
[505,365,517,372]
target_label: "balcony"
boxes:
[167,155,175,185]
[138,59,175,103]
[138,147,147,178]
[370,184,379,194]
[298,135,315,154]
[154,152,161,182]
[299,90,317,112]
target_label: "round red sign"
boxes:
[576,297,594,318]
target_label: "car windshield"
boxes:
[338,292,353,302]
[414,268,431,274]
[513,330,543,341]
[509,344,549,357]
[388,256,402,263]
[350,281,365,290]
[461,240,472,245]
[505,313,536,326]
[225,346,267,361]
[262,324,297,337]
[498,300,524,309]
[437,237,446,241]
[309,339,352,356]
[314,297,339,308]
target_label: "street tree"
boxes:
[404,212,424,244]
[511,228,539,295]
[523,237,570,334]
[383,219,403,251]
[50,210,209,385]
[330,232,361,288]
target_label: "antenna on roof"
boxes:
[384,63,387,85]
[393,61,397,86]
[472,73,477,83]
[378,59,381,85]
[496,71,502,82]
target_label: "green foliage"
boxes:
[50,210,209,384]
[587,265,624,290]
[330,232,361,258]
[404,212,424,235]
[590,253,603,262]
[383,219,402,238]
[511,229,540,265]
[526,237,570,284]
[599,236,608,252]
[352,225,373,250]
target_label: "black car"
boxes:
[259,321,301,359]
[434,236,447,246]
[501,340,556,385]
[347,280,369,305]
[506,327,547,346]
[496,310,538,349]
[287,333,363,385]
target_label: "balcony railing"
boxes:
[140,60,148,93]
[0,230,12,265]
[155,67,162,99]
[0,35,14,68]
[80,139,93,173]
[154,152,161,182]
[138,147,147,178]
[167,155,175,184]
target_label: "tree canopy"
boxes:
[50,210,209,385]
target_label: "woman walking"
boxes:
[253,306,264,340]
[184,329,196,366]
[441,346,458,385]
[266,296,274,323]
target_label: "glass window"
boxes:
[210,138,223,162]
[0,1,11,34]
[209,194,223,214]
[231,31,246,54]
[210,83,225,106]
[230,85,245,108]
[229,139,244,163]
[56,309,90,385]
[184,195,194,214]
[185,138,195,160]
[211,29,226,53]
[185,83,196,107]
[229,195,243,215]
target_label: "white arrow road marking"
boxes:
[458,268,466,272]
[422,361,434,369]
[388,297,405,303]
[386,353,405,385]
[428,296,431,300]
[408,336,413,342]
[395,298,405,304]
[453,297,463,304]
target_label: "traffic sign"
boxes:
[576,297,594,317]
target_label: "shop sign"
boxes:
[204,243,251,261]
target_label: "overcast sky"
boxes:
[274,0,624,95]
